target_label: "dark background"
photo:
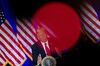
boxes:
[6,0,100,65]
[9,0,83,18]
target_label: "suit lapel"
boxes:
[37,38,56,56]
[37,41,45,53]
[35,41,46,58]
[37,41,43,48]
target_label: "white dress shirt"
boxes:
[41,41,50,55]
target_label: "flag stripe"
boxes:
[0,45,19,66]
[17,37,32,56]
[0,20,26,65]
[19,19,37,42]
[80,10,100,30]
[80,5,100,26]
[1,21,25,59]
[17,34,32,54]
[83,23,100,39]
[79,2,100,42]
[0,35,21,63]
[0,24,25,60]
[81,24,97,41]
[81,14,100,34]
[80,6,100,28]
[81,18,100,40]
[17,33,32,57]
[16,19,38,59]
[0,58,5,65]
[83,2,98,18]
[17,27,32,47]
[0,50,6,65]
[17,21,35,45]
[22,19,37,42]
[24,19,36,33]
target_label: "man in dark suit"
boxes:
[31,27,59,66]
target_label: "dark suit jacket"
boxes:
[31,40,59,65]
[31,41,46,65]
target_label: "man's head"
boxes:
[36,27,48,42]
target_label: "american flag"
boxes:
[0,10,26,66]
[0,50,6,65]
[79,1,100,43]
[0,10,37,66]
[16,18,37,60]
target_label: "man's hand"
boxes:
[37,54,42,65]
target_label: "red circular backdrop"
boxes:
[33,2,81,53]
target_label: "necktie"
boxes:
[44,43,51,55]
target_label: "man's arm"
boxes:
[31,44,39,65]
